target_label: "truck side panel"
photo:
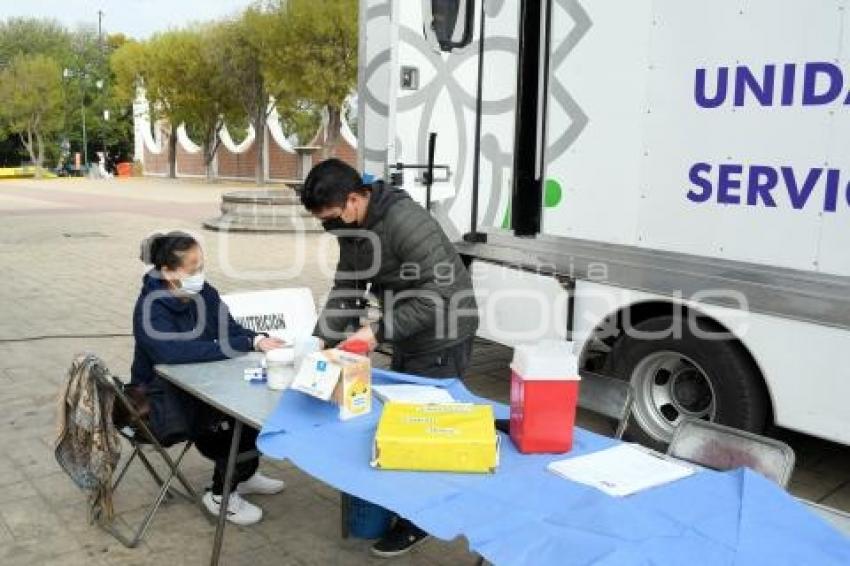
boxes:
[543,0,850,277]
[542,0,651,244]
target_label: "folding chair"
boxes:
[578,370,635,439]
[666,417,795,488]
[800,500,850,539]
[94,372,200,548]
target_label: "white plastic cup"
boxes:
[266,347,295,390]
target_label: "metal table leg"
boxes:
[340,491,350,539]
[210,419,242,566]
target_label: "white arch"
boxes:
[314,104,359,148]
[219,123,256,154]
[176,124,201,153]
[267,105,297,153]
[133,90,359,160]
[143,122,163,154]
[340,97,358,149]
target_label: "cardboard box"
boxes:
[371,402,499,473]
[291,349,371,420]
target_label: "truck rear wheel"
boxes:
[610,315,768,446]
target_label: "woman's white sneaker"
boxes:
[202,491,263,525]
[236,472,286,496]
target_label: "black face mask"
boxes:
[322,200,359,233]
[322,216,358,233]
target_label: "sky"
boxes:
[0,0,258,38]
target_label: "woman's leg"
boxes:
[195,419,264,526]
[194,418,260,495]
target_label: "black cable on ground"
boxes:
[0,333,133,344]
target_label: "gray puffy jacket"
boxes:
[315,182,478,355]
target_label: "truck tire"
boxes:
[609,315,768,447]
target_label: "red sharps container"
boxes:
[510,341,581,454]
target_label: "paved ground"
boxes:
[0,177,848,565]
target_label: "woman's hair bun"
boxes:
[139,231,197,269]
[139,232,165,265]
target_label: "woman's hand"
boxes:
[256,337,287,352]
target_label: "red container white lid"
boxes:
[511,340,580,381]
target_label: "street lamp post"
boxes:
[61,11,107,175]
[103,108,110,171]
[81,93,88,168]
[63,67,90,169]
[95,79,104,170]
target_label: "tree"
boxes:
[63,28,133,167]
[193,25,243,180]
[0,18,72,166]
[0,18,71,67]
[0,54,64,177]
[123,35,180,177]
[94,34,134,161]
[188,25,243,180]
[111,38,153,162]
[262,0,358,159]
[113,29,239,180]
[213,11,276,185]
[0,20,131,169]
[277,99,322,146]
[111,39,149,106]
[113,34,184,177]
[142,28,240,180]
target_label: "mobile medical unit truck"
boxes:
[356,0,850,445]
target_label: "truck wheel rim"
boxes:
[630,351,717,442]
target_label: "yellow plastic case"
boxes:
[371,402,499,473]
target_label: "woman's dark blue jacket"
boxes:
[131,272,257,443]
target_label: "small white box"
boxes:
[291,351,342,401]
[291,349,372,420]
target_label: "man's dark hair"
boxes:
[301,158,364,212]
[139,231,198,270]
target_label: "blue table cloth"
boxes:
[258,369,850,565]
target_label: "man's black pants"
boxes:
[373,336,475,539]
[390,337,474,378]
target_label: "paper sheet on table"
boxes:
[547,443,695,497]
[372,384,457,404]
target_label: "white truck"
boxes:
[356,0,850,445]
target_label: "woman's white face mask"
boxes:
[179,272,205,294]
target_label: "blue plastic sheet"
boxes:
[258,369,850,565]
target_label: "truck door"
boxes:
[385,0,519,239]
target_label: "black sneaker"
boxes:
[370,519,430,558]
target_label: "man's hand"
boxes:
[256,337,287,352]
[346,325,378,352]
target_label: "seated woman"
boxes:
[131,231,285,525]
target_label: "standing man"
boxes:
[300,158,479,557]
